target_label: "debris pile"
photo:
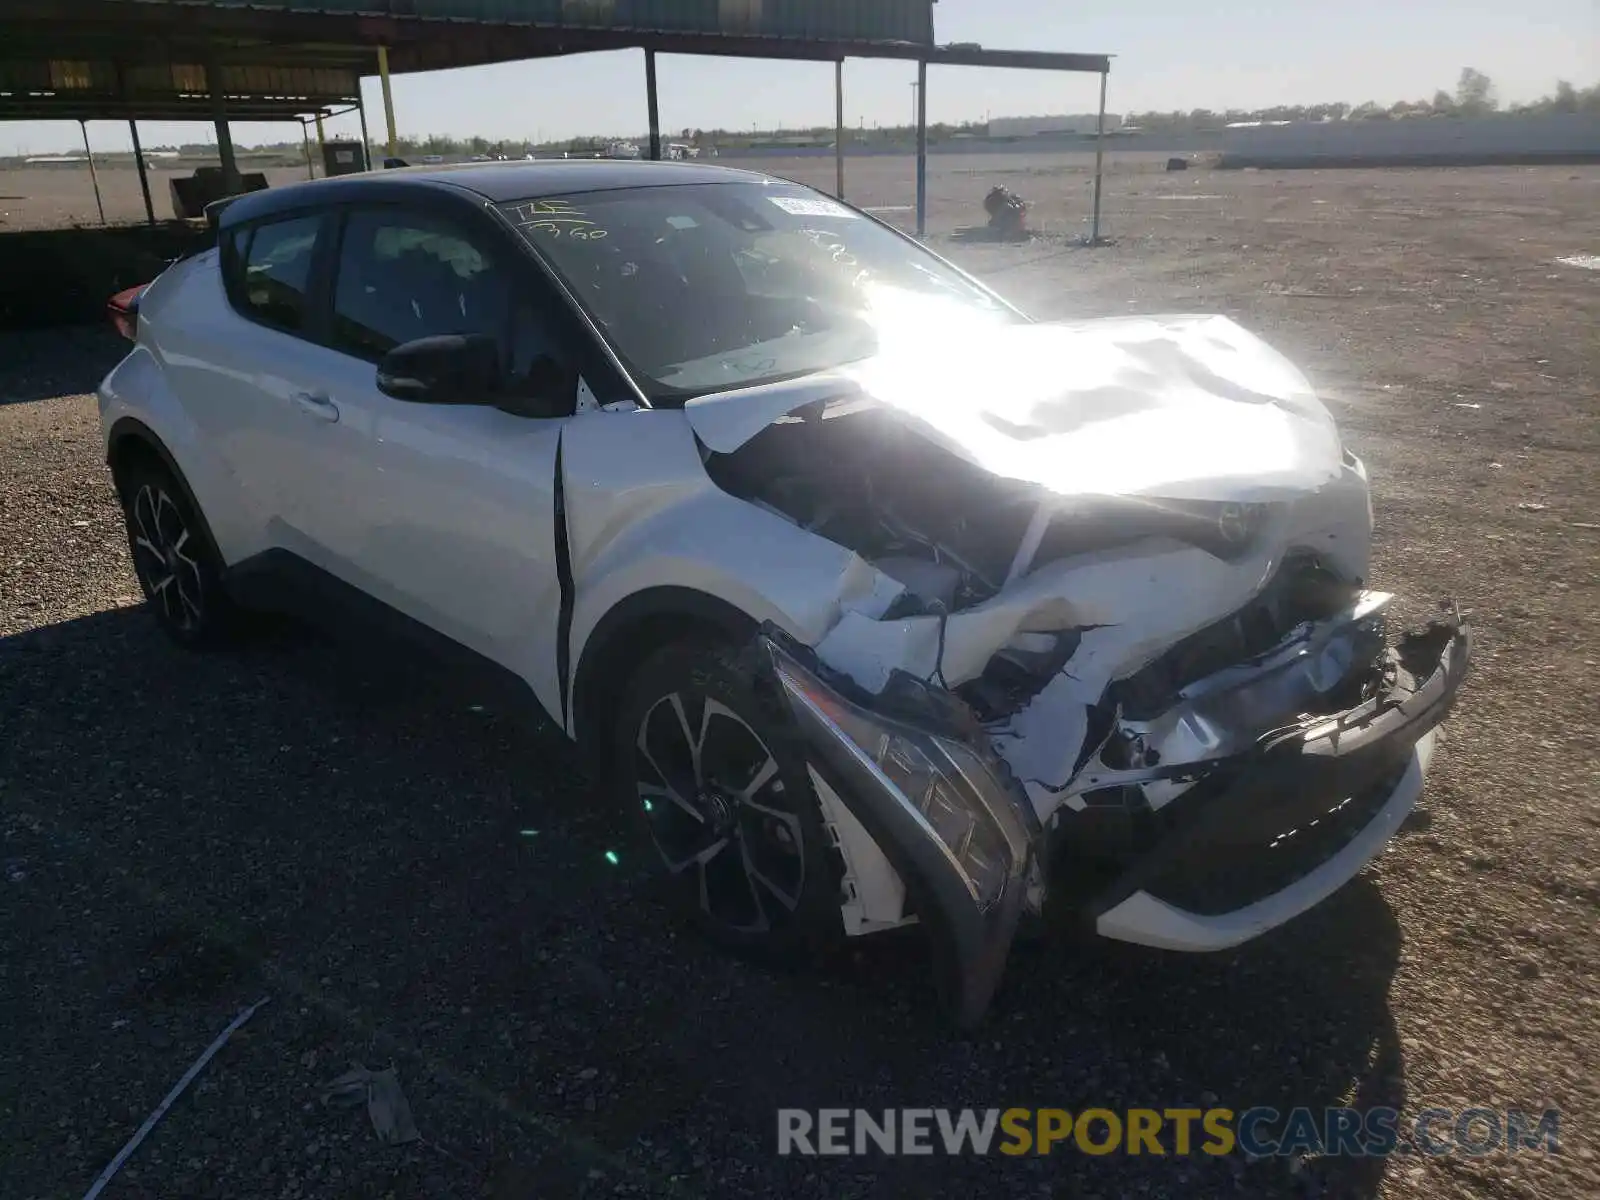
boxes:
[982,186,1029,240]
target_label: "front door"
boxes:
[278,203,573,719]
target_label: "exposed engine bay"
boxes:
[707,400,1294,615]
[704,401,1032,610]
[703,397,1376,770]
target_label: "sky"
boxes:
[2,0,1595,154]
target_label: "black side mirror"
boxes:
[376,334,502,404]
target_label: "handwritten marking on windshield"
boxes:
[797,228,858,267]
[507,199,609,240]
[796,228,870,288]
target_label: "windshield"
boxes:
[499,182,1023,402]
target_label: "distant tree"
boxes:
[1455,68,1497,115]
[1551,80,1579,112]
[1349,101,1383,120]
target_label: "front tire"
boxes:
[117,461,238,648]
[614,638,845,959]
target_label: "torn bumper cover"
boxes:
[758,615,1470,1027]
[1086,617,1470,949]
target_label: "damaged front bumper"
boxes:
[757,613,1470,1028]
[1085,616,1470,950]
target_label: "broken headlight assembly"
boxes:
[760,634,1039,1025]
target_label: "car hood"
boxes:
[682,314,1343,503]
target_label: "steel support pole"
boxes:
[128,119,155,225]
[80,121,106,225]
[314,111,327,174]
[377,45,398,159]
[301,121,315,180]
[915,60,928,237]
[1091,69,1108,243]
[207,52,239,194]
[645,49,661,161]
[834,59,845,199]
[356,93,372,170]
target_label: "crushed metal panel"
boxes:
[684,316,1346,503]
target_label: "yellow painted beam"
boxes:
[377,45,398,160]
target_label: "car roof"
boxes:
[217,159,782,228]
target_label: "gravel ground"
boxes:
[2,161,1597,1200]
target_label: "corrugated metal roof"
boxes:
[122,0,936,45]
[0,2,1108,124]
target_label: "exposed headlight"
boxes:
[770,653,1024,910]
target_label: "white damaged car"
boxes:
[98,161,1469,1024]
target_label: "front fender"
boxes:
[559,405,902,738]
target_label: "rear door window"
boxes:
[228,215,323,332]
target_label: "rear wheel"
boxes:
[614,638,845,959]
[117,459,238,648]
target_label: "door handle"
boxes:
[291,391,340,422]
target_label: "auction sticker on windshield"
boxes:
[769,196,858,219]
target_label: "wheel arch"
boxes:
[105,417,225,563]
[107,415,179,488]
[570,585,759,762]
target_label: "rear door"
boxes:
[158,210,333,555]
[271,201,577,717]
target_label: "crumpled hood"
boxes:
[684,314,1344,503]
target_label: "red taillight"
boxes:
[108,284,147,341]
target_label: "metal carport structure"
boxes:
[0,2,1112,236]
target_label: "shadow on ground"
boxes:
[0,325,129,404]
[2,592,1408,1200]
[0,223,208,329]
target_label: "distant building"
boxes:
[986,113,1124,138]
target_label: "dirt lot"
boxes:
[2,159,1598,1199]
[0,164,316,230]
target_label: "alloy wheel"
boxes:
[129,484,204,631]
[634,691,806,933]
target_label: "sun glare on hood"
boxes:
[838,312,1344,502]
